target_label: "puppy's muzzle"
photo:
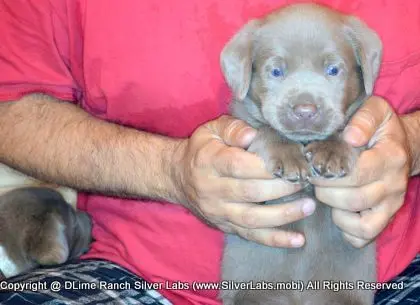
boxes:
[284,92,323,126]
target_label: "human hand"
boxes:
[310,97,411,248]
[172,115,316,248]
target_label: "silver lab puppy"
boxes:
[0,187,91,279]
[0,164,91,279]
[219,3,382,305]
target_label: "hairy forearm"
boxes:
[401,111,420,176]
[0,94,183,202]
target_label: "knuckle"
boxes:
[395,175,409,191]
[282,204,305,223]
[359,219,378,240]
[389,191,406,215]
[218,223,234,234]
[194,147,210,168]
[240,228,257,242]
[201,208,217,219]
[314,188,327,204]
[182,177,200,202]
[348,198,362,212]
[349,184,385,212]
[387,179,408,204]
[353,169,366,186]
[219,183,235,200]
[270,232,288,248]
[224,119,245,139]
[222,151,243,177]
[239,182,258,202]
[241,207,258,228]
[266,233,279,247]
[348,194,366,212]
[190,174,207,198]
[353,107,377,133]
[198,202,219,219]
[391,145,408,167]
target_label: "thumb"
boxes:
[343,97,393,147]
[206,115,257,148]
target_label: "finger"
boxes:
[331,205,390,241]
[206,115,257,148]
[213,146,273,179]
[343,96,393,147]
[223,198,316,229]
[193,119,272,179]
[232,225,305,248]
[219,177,303,203]
[342,232,370,248]
[314,181,386,211]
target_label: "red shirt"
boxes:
[0,1,419,304]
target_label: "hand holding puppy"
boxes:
[173,115,315,248]
[311,96,411,247]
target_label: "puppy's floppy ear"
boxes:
[220,20,260,101]
[343,16,383,96]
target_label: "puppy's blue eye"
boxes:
[326,65,339,76]
[271,68,285,78]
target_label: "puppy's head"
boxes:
[221,4,382,142]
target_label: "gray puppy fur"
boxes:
[0,187,92,279]
[219,4,382,305]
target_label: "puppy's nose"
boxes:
[292,104,318,120]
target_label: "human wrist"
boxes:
[401,112,420,176]
[160,137,189,204]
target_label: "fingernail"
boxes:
[239,127,257,147]
[343,126,365,146]
[301,199,316,216]
[290,235,304,247]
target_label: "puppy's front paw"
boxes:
[266,144,310,183]
[305,140,359,178]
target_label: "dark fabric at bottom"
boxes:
[0,259,172,305]
[0,255,418,304]
[374,255,420,305]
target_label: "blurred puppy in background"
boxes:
[0,163,92,279]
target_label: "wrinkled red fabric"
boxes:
[0,1,419,304]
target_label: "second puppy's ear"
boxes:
[220,20,260,101]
